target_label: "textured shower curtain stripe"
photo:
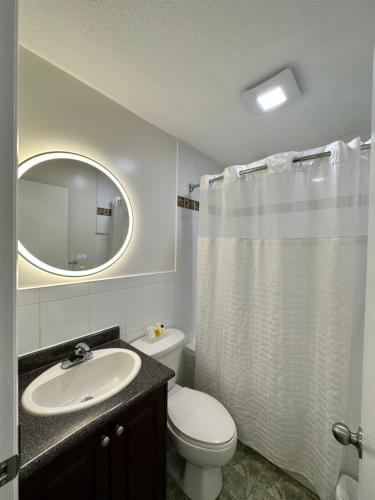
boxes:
[208,193,369,217]
[195,139,369,500]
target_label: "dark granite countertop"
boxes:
[19,328,174,481]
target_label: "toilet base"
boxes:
[168,448,223,500]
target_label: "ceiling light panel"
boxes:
[241,68,301,114]
[257,86,287,111]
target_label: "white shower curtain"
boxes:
[195,139,370,500]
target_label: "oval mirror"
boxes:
[18,152,133,277]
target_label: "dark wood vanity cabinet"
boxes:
[20,429,108,500]
[109,387,167,500]
[20,386,167,500]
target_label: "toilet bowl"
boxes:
[132,329,237,500]
[335,475,358,500]
[167,384,237,500]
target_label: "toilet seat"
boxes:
[168,420,237,451]
[168,387,236,448]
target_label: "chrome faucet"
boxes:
[61,342,93,370]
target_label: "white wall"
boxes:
[18,140,222,353]
[18,47,177,288]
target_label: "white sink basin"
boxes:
[22,348,142,416]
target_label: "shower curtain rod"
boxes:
[188,142,371,192]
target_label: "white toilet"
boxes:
[335,475,358,500]
[132,328,237,500]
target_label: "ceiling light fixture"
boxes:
[241,68,301,114]
[257,86,287,111]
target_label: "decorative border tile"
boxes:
[177,196,199,211]
[97,207,112,216]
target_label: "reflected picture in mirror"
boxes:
[18,152,133,277]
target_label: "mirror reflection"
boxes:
[18,153,132,275]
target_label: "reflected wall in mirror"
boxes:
[18,152,133,277]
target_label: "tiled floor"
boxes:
[167,441,319,500]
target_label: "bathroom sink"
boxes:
[22,348,142,416]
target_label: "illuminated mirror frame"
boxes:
[18,152,134,277]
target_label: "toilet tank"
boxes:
[181,338,196,389]
[131,328,185,389]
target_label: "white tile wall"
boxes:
[17,288,40,306]
[154,281,175,324]
[39,283,90,302]
[175,278,194,316]
[126,284,154,333]
[40,296,90,347]
[90,290,125,335]
[17,304,40,354]
[17,141,222,354]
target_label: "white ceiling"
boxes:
[19,0,375,165]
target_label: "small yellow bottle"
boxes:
[154,322,165,338]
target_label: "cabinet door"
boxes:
[109,386,167,500]
[20,428,109,500]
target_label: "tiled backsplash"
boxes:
[177,196,199,211]
[17,141,222,354]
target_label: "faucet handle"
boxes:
[74,342,91,356]
[61,342,93,369]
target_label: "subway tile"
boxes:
[40,296,90,347]
[17,288,39,306]
[90,289,125,335]
[126,284,154,333]
[192,276,197,312]
[192,243,198,277]
[174,312,195,342]
[177,142,221,200]
[153,271,176,283]
[124,274,154,289]
[126,328,146,344]
[154,281,175,324]
[191,211,199,242]
[40,283,90,302]
[177,161,192,197]
[177,211,194,244]
[175,278,194,316]
[176,243,194,279]
[17,304,40,354]
[178,211,199,244]
[161,317,176,329]
[89,278,126,294]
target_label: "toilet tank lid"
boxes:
[131,328,185,357]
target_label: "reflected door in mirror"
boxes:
[18,152,133,277]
